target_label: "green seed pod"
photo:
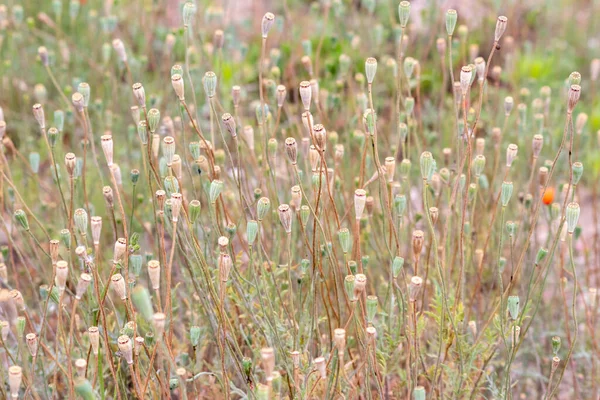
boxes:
[145,332,155,347]
[77,82,90,107]
[501,181,513,207]
[363,110,376,135]
[29,152,40,174]
[246,220,258,245]
[257,384,269,400]
[472,155,485,177]
[164,176,180,197]
[468,183,477,203]
[365,57,377,84]
[551,336,561,355]
[163,200,173,223]
[189,200,201,224]
[129,254,143,277]
[348,260,357,275]
[74,208,88,236]
[394,194,407,217]
[420,151,434,181]
[506,221,516,236]
[366,295,378,323]
[399,122,408,143]
[203,71,217,98]
[535,248,548,264]
[413,386,426,400]
[566,202,580,233]
[300,205,310,226]
[129,169,140,184]
[121,321,136,338]
[190,326,201,347]
[507,295,520,320]
[572,162,583,185]
[569,71,581,86]
[16,316,26,337]
[39,284,49,300]
[405,97,415,115]
[242,356,253,379]
[60,229,71,249]
[14,210,29,230]
[523,193,532,209]
[131,286,154,321]
[182,2,197,26]
[344,275,355,301]
[47,127,59,147]
[137,121,148,144]
[159,157,168,178]
[189,141,201,160]
[257,197,271,221]
[226,222,237,237]
[147,108,160,133]
[338,228,351,254]
[398,1,411,28]
[446,9,457,36]
[392,256,404,278]
[74,379,95,400]
[209,180,224,203]
[362,255,369,268]
[300,259,310,276]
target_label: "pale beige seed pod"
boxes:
[290,351,300,367]
[26,333,38,357]
[460,65,472,95]
[75,273,92,300]
[111,273,127,300]
[75,359,87,377]
[333,328,346,353]
[91,216,102,245]
[309,145,320,172]
[261,348,275,380]
[310,79,320,104]
[132,82,145,107]
[117,335,133,364]
[494,16,508,42]
[532,134,543,158]
[506,144,518,167]
[504,96,514,116]
[88,326,100,355]
[409,276,423,302]
[65,153,76,177]
[385,157,396,182]
[134,336,144,355]
[155,190,166,211]
[8,365,22,399]
[474,57,485,81]
[0,320,9,342]
[592,59,600,82]
[429,207,439,225]
[576,112,588,135]
[491,65,502,81]
[171,192,183,222]
[285,137,297,165]
[111,164,122,186]
[171,155,182,181]
[218,253,232,282]
[153,312,166,338]
[213,29,224,49]
[276,85,287,107]
[412,230,424,260]
[113,238,127,263]
[301,55,313,76]
[538,166,548,187]
[468,320,477,336]
[299,81,312,111]
[38,46,49,66]
[112,38,127,62]
[314,356,327,378]
[475,248,484,266]
[278,204,293,233]
[103,186,114,207]
[261,12,275,38]
[148,260,161,290]
[365,196,375,215]
[436,38,446,55]
[301,111,314,136]
[55,260,69,293]
[218,236,229,253]
[291,186,302,211]
[492,127,502,145]
[221,113,236,138]
[49,239,60,265]
[510,325,520,347]
[354,189,367,220]
[313,123,327,151]
[568,85,581,113]
[475,138,485,156]
[171,74,185,101]
[32,103,45,129]
[72,92,85,113]
[101,135,114,166]
[366,326,377,342]
[231,85,241,107]
[10,290,25,311]
[354,274,367,298]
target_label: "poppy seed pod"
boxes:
[276,85,287,107]
[446,9,457,36]
[409,276,423,302]
[38,46,49,66]
[75,273,92,300]
[420,151,435,181]
[567,85,581,113]
[285,137,297,165]
[8,366,22,399]
[112,38,127,62]
[460,65,472,95]
[398,1,411,28]
[55,260,69,293]
[132,82,145,107]
[117,335,133,364]
[501,181,513,207]
[365,57,377,84]
[412,230,424,260]
[26,333,38,357]
[113,238,127,263]
[299,81,312,111]
[291,185,302,210]
[203,71,217,98]
[278,204,293,233]
[354,274,367,298]
[566,202,580,233]
[354,189,367,220]
[162,136,175,165]
[474,57,485,81]
[385,157,396,182]
[494,16,508,42]
[111,274,127,300]
[507,295,520,320]
[504,96,514,116]
[218,253,232,282]
[261,12,275,38]
[32,103,45,130]
[101,135,113,166]
[221,113,236,138]
[209,180,224,203]
[334,328,346,353]
[88,327,100,355]
[257,197,271,221]
[532,134,543,158]
[313,124,327,151]
[261,347,275,380]
[171,193,183,222]
[314,356,326,378]
[171,74,185,101]
[572,161,583,185]
[506,144,518,167]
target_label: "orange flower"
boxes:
[542,187,555,205]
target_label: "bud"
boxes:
[494,16,508,42]
[14,210,29,230]
[261,12,275,38]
